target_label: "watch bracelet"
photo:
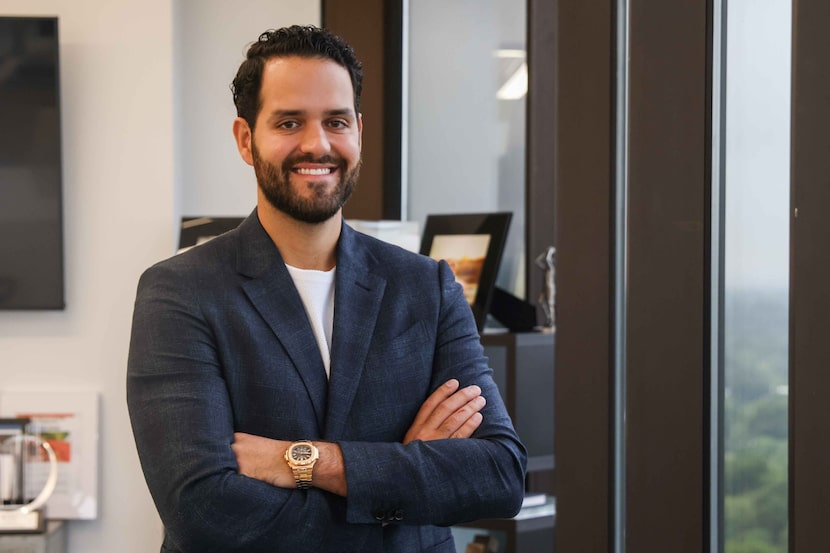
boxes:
[294,465,313,489]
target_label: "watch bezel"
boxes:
[284,440,319,489]
[285,441,319,467]
[288,442,318,466]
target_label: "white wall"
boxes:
[176,0,319,217]
[0,1,316,551]
[0,1,175,551]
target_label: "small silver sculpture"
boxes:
[535,246,556,331]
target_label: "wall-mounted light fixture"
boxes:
[495,49,527,100]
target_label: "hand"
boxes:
[403,379,485,444]
[232,434,348,496]
[232,433,295,488]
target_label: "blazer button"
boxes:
[392,509,404,521]
[373,510,387,521]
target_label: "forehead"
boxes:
[259,56,355,113]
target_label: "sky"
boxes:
[724,0,792,292]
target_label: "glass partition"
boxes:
[406,0,527,299]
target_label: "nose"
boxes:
[298,122,331,156]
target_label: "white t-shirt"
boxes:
[285,264,335,378]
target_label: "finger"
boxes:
[425,385,484,433]
[437,394,486,437]
[451,411,484,439]
[409,379,460,428]
[231,433,244,453]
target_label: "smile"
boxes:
[294,167,334,176]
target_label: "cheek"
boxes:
[336,136,362,161]
[261,146,293,168]
[254,132,291,156]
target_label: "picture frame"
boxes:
[0,391,99,520]
[178,216,245,253]
[420,212,512,331]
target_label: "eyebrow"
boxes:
[267,108,356,120]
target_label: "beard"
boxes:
[252,143,360,224]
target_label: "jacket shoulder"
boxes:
[138,227,239,288]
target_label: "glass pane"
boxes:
[407,0,527,299]
[723,1,791,552]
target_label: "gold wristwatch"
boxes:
[284,440,319,489]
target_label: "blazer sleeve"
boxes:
[338,260,528,526]
[127,263,347,552]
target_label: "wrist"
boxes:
[311,442,347,497]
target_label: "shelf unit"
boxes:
[456,330,555,552]
[457,496,556,553]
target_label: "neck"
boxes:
[257,200,341,271]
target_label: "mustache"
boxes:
[283,153,344,167]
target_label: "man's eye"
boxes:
[328,120,348,129]
[279,121,299,129]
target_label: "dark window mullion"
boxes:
[624,1,711,551]
[790,1,830,551]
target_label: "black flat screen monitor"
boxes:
[0,17,64,310]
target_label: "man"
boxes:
[127,25,526,553]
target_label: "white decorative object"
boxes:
[0,435,58,532]
[0,391,99,520]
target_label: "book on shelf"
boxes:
[521,492,547,508]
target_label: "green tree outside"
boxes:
[724,290,788,553]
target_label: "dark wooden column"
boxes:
[526,0,558,313]
[322,0,402,220]
[550,1,615,552]
[790,1,830,551]
[625,1,711,551]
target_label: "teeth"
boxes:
[295,167,332,175]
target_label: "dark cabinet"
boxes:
[483,330,555,487]
[456,331,555,553]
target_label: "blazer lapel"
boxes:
[235,213,329,433]
[325,224,386,439]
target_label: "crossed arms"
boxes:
[232,378,488,496]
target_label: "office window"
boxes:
[722,1,791,551]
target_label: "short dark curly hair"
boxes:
[231,25,363,130]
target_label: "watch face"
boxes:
[291,444,313,462]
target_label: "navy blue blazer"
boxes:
[127,212,526,553]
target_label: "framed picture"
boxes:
[0,417,29,505]
[420,212,512,331]
[178,216,245,253]
[0,391,99,519]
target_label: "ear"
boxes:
[232,117,254,166]
[357,112,363,151]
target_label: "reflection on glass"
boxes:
[407,0,527,299]
[723,1,791,552]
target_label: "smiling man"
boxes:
[127,25,526,553]
[240,55,362,227]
